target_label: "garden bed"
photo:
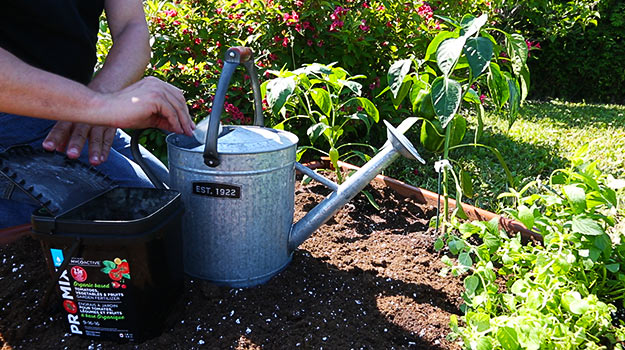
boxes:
[0,171,465,349]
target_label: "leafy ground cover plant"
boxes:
[439,151,625,349]
[262,63,379,183]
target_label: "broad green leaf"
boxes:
[420,119,445,153]
[461,13,488,38]
[310,88,332,116]
[475,337,493,350]
[517,205,534,230]
[425,31,456,62]
[483,232,500,253]
[562,291,589,315]
[265,77,295,115]
[449,114,467,147]
[410,84,430,115]
[449,239,466,255]
[431,76,462,128]
[506,33,528,76]
[434,237,444,251]
[593,233,612,257]
[487,62,509,110]
[338,79,362,96]
[475,102,485,142]
[294,62,333,76]
[464,37,493,79]
[436,37,466,77]
[356,97,379,122]
[519,64,530,103]
[387,59,412,98]
[463,88,481,104]
[464,275,479,294]
[606,263,620,273]
[392,78,412,110]
[467,311,490,332]
[103,260,117,269]
[497,327,520,350]
[506,74,521,127]
[460,169,474,198]
[458,252,473,267]
[511,279,528,297]
[306,123,329,144]
[571,215,605,236]
[563,185,587,213]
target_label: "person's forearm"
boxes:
[89,20,150,93]
[0,47,109,126]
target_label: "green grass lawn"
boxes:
[386,100,625,212]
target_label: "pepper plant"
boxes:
[384,14,528,230]
[262,63,379,183]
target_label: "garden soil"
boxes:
[0,174,464,350]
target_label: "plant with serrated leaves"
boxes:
[261,63,379,183]
[384,14,527,231]
[438,152,625,350]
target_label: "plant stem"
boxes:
[442,124,452,229]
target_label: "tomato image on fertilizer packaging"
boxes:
[117,261,130,274]
[108,268,123,281]
[111,281,121,288]
[63,300,78,314]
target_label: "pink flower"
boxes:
[329,20,344,32]
[282,37,289,47]
[216,8,223,14]
[317,40,324,47]
[417,4,433,19]
[295,0,303,6]
[362,2,370,8]
[164,10,177,17]
[359,19,370,31]
[479,94,486,103]
[307,39,313,46]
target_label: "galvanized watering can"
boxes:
[134,47,425,288]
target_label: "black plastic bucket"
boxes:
[31,187,184,342]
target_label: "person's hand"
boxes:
[101,77,195,135]
[42,122,116,165]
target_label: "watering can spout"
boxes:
[287,118,425,252]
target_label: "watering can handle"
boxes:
[203,46,264,168]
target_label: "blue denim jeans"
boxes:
[0,113,169,228]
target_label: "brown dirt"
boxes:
[0,174,464,350]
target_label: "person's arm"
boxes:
[0,47,108,122]
[43,0,156,165]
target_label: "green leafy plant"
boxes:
[384,14,527,230]
[262,63,379,183]
[440,153,625,349]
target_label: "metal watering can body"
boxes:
[135,47,425,288]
